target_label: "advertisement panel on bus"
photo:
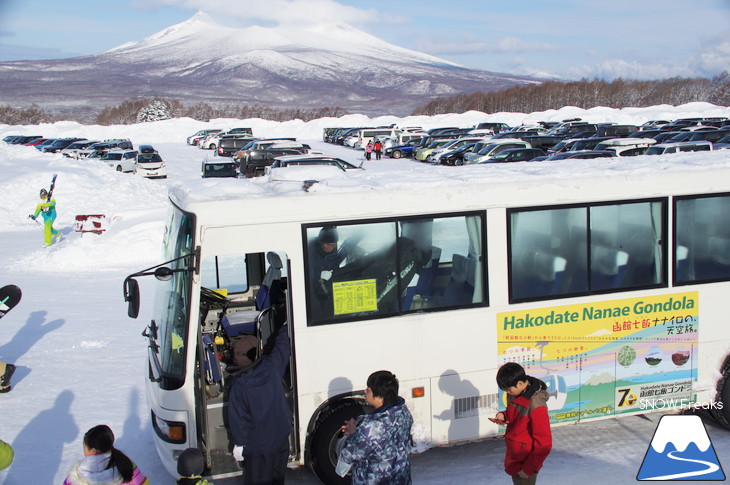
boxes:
[497,291,698,423]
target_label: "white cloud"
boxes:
[133,0,384,26]
[695,37,730,77]
[414,35,559,57]
[494,37,559,54]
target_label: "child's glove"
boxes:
[28,215,36,220]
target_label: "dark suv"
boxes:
[217,137,256,157]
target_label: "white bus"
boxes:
[124,157,730,483]
[358,128,401,148]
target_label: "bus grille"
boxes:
[454,394,499,419]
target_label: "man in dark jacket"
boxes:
[227,322,291,485]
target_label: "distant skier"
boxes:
[29,188,61,246]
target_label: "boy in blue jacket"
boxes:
[337,370,413,485]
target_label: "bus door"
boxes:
[197,248,297,476]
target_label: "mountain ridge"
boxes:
[0,11,542,120]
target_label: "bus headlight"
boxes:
[151,410,186,443]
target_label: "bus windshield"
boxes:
[153,205,195,386]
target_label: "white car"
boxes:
[100,149,138,173]
[135,151,167,179]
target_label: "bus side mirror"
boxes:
[124,277,140,319]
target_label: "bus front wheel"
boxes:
[310,401,370,485]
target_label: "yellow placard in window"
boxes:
[332,279,378,315]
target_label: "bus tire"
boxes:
[713,370,730,429]
[310,401,369,485]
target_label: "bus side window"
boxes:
[304,214,486,325]
[675,195,730,283]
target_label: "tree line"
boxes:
[2,74,729,125]
[0,98,349,125]
[411,73,730,116]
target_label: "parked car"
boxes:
[9,135,43,145]
[217,137,259,157]
[201,160,238,178]
[645,141,713,155]
[227,127,253,136]
[682,129,730,144]
[23,137,47,147]
[40,137,85,153]
[521,135,565,151]
[384,138,421,159]
[479,148,546,163]
[187,129,221,145]
[595,125,638,137]
[61,140,99,158]
[464,140,532,164]
[267,155,362,173]
[606,146,650,157]
[426,137,485,163]
[544,150,617,160]
[78,139,133,158]
[567,137,614,151]
[35,138,57,151]
[100,149,138,172]
[592,138,656,153]
[628,130,662,139]
[713,134,730,150]
[134,146,167,179]
[239,141,312,177]
[437,143,479,166]
[415,139,454,162]
[469,122,510,136]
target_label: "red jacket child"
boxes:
[494,363,553,482]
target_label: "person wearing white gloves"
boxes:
[227,314,291,485]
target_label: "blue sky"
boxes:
[1,0,729,80]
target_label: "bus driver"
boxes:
[308,226,348,321]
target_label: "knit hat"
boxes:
[318,226,338,244]
[0,440,14,470]
[177,447,205,477]
[232,335,258,367]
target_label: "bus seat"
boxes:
[402,246,442,310]
[709,236,730,265]
[221,310,256,338]
[442,253,477,305]
[692,236,730,279]
[512,251,566,299]
[256,252,284,310]
[591,246,629,290]
[675,245,689,281]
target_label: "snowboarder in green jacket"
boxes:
[29,188,61,246]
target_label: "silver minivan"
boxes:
[645,141,713,155]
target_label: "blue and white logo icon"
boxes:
[637,415,725,480]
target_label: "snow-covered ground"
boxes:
[2,103,730,485]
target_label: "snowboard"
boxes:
[0,285,22,319]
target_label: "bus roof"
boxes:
[170,150,730,226]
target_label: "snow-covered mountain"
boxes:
[0,12,540,119]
